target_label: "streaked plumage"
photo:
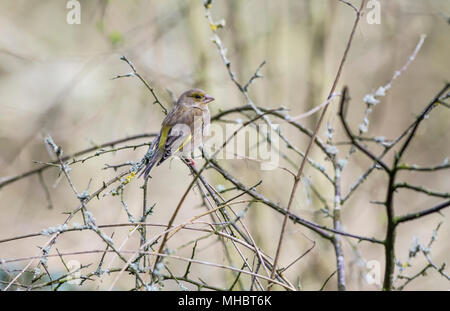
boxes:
[139,88,214,179]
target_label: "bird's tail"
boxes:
[138,151,162,179]
[138,137,163,179]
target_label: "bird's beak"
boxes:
[203,94,215,104]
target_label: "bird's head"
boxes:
[179,88,215,107]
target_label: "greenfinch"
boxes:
[139,88,214,179]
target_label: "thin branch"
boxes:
[113,55,167,115]
[338,87,390,172]
[396,200,450,224]
[0,133,156,190]
[319,270,337,291]
[394,182,449,199]
[270,0,367,287]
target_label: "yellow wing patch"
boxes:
[158,126,171,149]
[176,134,192,152]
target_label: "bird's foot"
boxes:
[188,158,196,167]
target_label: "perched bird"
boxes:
[139,88,214,179]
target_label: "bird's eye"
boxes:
[194,94,202,99]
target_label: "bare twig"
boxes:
[269,0,367,288]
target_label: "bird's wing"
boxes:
[157,103,196,165]
[158,126,192,164]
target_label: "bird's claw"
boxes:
[184,157,196,167]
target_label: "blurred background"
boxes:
[0,0,449,290]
